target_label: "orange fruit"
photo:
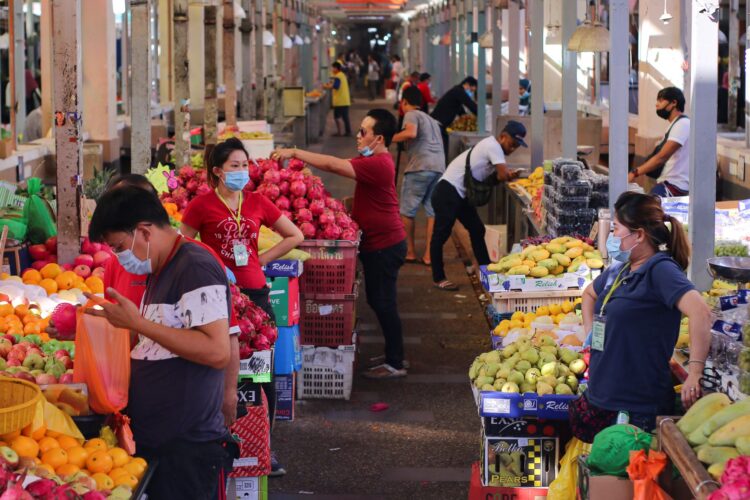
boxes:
[84,438,108,453]
[45,430,61,438]
[23,322,41,335]
[91,472,114,491]
[123,460,146,479]
[36,463,55,475]
[55,463,80,478]
[38,436,60,454]
[41,448,68,469]
[0,430,20,441]
[57,435,79,451]
[0,302,14,317]
[130,457,147,468]
[10,435,39,458]
[14,304,31,317]
[84,276,104,294]
[21,270,41,284]
[34,457,41,465]
[55,272,77,291]
[40,263,62,280]
[108,467,129,480]
[21,423,46,441]
[38,278,58,295]
[113,473,139,489]
[107,447,130,468]
[66,446,89,468]
[86,450,113,474]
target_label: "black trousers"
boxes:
[430,180,490,283]
[359,240,407,369]
[439,124,450,164]
[333,106,352,135]
[241,287,277,432]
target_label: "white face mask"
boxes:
[115,232,152,275]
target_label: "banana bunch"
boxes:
[487,236,603,278]
[509,166,544,200]
[707,279,741,297]
[678,393,750,480]
[258,226,311,261]
[675,317,690,349]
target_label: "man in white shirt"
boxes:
[629,87,690,197]
[430,121,526,290]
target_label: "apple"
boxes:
[26,347,43,357]
[22,353,44,371]
[6,359,20,367]
[58,373,74,384]
[35,373,57,385]
[81,238,101,256]
[47,255,57,263]
[0,338,12,357]
[28,244,49,261]
[13,371,35,383]
[73,265,91,279]
[0,446,19,469]
[17,342,32,351]
[45,236,57,254]
[92,267,105,278]
[7,350,25,363]
[53,349,70,360]
[58,356,73,370]
[0,359,6,371]
[74,254,94,268]
[31,260,49,271]
[2,334,15,345]
[61,263,74,271]
[93,250,111,267]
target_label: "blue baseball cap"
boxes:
[503,120,528,148]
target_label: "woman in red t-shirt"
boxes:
[181,139,303,315]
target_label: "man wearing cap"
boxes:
[429,121,527,291]
[431,77,479,162]
[417,73,435,113]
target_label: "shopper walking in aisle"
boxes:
[417,73,435,113]
[391,86,446,265]
[570,192,711,441]
[430,121,526,291]
[366,55,380,101]
[181,138,303,477]
[324,62,352,137]
[390,55,404,95]
[271,109,408,379]
[85,187,232,500]
[431,77,479,162]
[518,78,531,115]
[628,87,690,197]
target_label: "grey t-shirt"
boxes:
[403,110,446,174]
[129,241,231,447]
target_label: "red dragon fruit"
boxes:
[288,158,305,171]
[322,224,342,240]
[296,208,313,223]
[197,183,212,196]
[292,197,308,210]
[259,183,280,201]
[263,169,281,184]
[252,335,271,351]
[289,180,307,198]
[25,479,56,498]
[260,324,278,344]
[239,343,253,359]
[341,228,358,241]
[309,199,325,216]
[275,196,291,211]
[185,178,199,194]
[178,165,196,179]
[335,212,352,229]
[290,171,306,183]
[278,169,290,182]
[318,210,335,226]
[299,222,316,239]
[307,184,325,200]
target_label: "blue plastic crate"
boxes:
[274,325,302,375]
[485,304,512,328]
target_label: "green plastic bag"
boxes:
[587,424,653,477]
[0,207,28,241]
[22,178,57,244]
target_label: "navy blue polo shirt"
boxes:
[587,252,694,414]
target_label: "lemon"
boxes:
[548,303,562,316]
[535,306,549,316]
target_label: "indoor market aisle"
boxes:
[268,95,492,499]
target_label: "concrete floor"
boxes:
[267,96,492,499]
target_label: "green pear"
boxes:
[566,375,579,393]
[558,364,571,377]
[508,370,525,386]
[525,368,541,384]
[520,382,537,393]
[541,362,560,378]
[521,349,540,364]
[537,382,554,395]
[555,383,573,395]
[540,345,558,356]
[469,359,481,380]
[515,360,532,373]
[559,348,578,365]
[542,336,558,347]
[497,367,511,380]
[486,350,502,364]
[494,378,506,390]
[478,353,488,363]
[569,359,587,375]
[502,344,518,359]
[539,375,558,387]
[486,363,500,377]
[501,382,520,393]
[478,366,488,378]
[482,384,495,391]
[506,353,521,366]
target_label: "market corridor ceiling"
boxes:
[311,0,428,20]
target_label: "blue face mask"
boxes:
[521,90,531,100]
[465,88,474,98]
[223,171,249,192]
[606,232,637,263]
[358,138,378,157]
[116,233,152,275]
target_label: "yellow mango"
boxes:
[530,249,551,262]
[530,266,549,278]
[552,254,571,267]
[586,258,604,269]
[522,259,537,268]
[564,239,584,249]
[545,243,567,255]
[552,265,565,275]
[537,259,558,270]
[507,265,531,276]
[565,247,584,259]
[487,263,504,273]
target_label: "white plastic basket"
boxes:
[297,344,355,400]
[491,290,583,314]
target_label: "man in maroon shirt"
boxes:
[272,109,408,379]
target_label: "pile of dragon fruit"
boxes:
[159,157,359,241]
[230,284,278,357]
[708,456,750,500]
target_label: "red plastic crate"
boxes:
[299,285,358,347]
[298,238,359,296]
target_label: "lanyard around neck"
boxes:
[215,189,244,231]
[599,263,630,316]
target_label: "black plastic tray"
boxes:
[133,459,158,500]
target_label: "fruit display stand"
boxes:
[656,416,719,499]
[504,185,544,253]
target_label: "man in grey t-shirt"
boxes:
[391,86,446,264]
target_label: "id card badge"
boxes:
[592,314,606,351]
[233,243,249,267]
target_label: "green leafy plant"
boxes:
[84,168,116,201]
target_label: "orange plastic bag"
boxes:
[73,300,130,414]
[627,449,672,500]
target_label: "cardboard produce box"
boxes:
[265,276,300,326]
[481,432,559,488]
[485,224,508,263]
[274,373,295,421]
[469,462,548,500]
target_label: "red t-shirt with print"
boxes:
[350,152,406,252]
[182,190,281,289]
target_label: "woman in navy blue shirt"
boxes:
[570,192,712,441]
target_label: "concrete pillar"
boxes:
[121,2,129,116]
[728,0,739,130]
[609,0,629,210]
[158,0,173,104]
[173,0,190,166]
[52,0,82,264]
[507,0,520,115]
[255,0,264,118]
[239,0,253,119]
[491,3,502,134]
[466,0,474,77]
[82,0,119,166]
[477,0,486,134]
[687,2,718,290]
[451,0,458,85]
[40,0,53,138]
[529,0,543,168]
[10,0,25,144]
[188,2,205,111]
[204,5,218,146]
[223,0,237,126]
[561,0,577,159]
[747,0,750,146]
[131,0,153,173]
[458,1,466,81]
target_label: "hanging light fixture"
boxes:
[659,0,673,24]
[568,0,610,53]
[545,0,561,45]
